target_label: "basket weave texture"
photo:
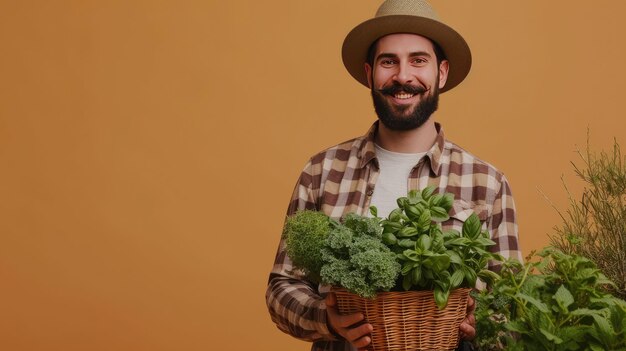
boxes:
[333,287,471,351]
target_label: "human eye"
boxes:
[380,59,397,67]
[411,57,428,65]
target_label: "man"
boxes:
[266,1,522,350]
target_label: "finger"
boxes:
[466,296,475,313]
[345,323,373,342]
[334,312,366,328]
[352,335,372,349]
[459,321,476,340]
[467,314,476,327]
[326,303,366,330]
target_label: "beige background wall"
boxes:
[1,1,624,350]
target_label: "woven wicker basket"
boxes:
[333,288,471,351]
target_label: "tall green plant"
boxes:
[549,135,626,299]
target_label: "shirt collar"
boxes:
[358,121,446,176]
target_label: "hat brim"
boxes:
[342,15,472,93]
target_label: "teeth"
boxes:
[394,93,414,99]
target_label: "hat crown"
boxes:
[375,0,440,21]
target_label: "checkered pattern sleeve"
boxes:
[265,159,337,342]
[488,174,523,269]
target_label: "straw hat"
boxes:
[342,0,471,93]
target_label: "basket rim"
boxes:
[330,286,472,297]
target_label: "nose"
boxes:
[393,62,413,85]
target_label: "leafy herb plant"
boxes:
[378,186,501,309]
[320,213,400,299]
[283,210,335,284]
[474,249,626,351]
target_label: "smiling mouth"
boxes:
[394,93,415,100]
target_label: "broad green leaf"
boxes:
[446,237,471,247]
[515,292,550,313]
[539,328,563,344]
[403,250,420,262]
[388,208,403,222]
[431,231,445,252]
[421,185,436,200]
[477,269,500,286]
[473,237,497,247]
[462,213,481,239]
[450,270,464,288]
[381,232,397,245]
[439,193,454,211]
[434,286,450,309]
[417,234,432,251]
[396,197,409,209]
[446,250,462,264]
[369,206,378,217]
[414,203,426,215]
[398,226,419,238]
[590,313,615,341]
[398,239,416,249]
[437,270,451,282]
[434,273,451,292]
[417,209,431,231]
[430,206,450,222]
[412,267,422,285]
[405,205,422,220]
[570,308,607,318]
[430,193,444,207]
[407,190,421,203]
[382,221,402,234]
[402,274,412,291]
[463,266,477,286]
[442,229,460,239]
[471,247,490,257]
[506,320,530,334]
[559,326,588,343]
[424,254,450,272]
[401,263,414,275]
[553,285,575,313]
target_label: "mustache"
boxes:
[377,83,427,96]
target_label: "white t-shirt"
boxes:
[370,144,426,218]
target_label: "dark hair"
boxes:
[366,36,446,67]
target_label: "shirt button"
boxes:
[366,188,374,196]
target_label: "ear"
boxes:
[438,60,449,90]
[364,63,373,88]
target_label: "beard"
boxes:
[371,81,440,131]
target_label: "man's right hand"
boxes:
[325,293,373,350]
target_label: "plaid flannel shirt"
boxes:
[266,121,522,351]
